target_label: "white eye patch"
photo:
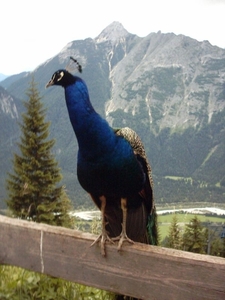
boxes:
[51,71,64,82]
[57,71,64,81]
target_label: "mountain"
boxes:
[1,72,29,89]
[96,21,130,44]
[1,22,225,209]
[0,74,8,82]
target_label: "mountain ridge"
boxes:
[0,74,8,82]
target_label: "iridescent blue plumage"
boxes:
[46,67,158,257]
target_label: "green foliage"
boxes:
[0,266,114,300]
[160,213,225,257]
[164,215,181,249]
[90,217,102,235]
[209,237,225,257]
[5,78,73,227]
[73,217,101,235]
[182,216,206,254]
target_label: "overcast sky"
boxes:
[1,0,225,75]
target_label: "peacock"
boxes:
[46,58,158,257]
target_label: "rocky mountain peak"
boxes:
[95,21,129,44]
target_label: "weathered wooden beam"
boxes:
[0,215,225,300]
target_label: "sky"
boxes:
[1,0,225,75]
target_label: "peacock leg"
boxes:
[90,195,114,256]
[114,198,134,251]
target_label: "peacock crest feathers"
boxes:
[65,57,82,74]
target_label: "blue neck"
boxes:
[64,78,116,159]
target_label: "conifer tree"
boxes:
[166,214,181,249]
[209,237,224,257]
[6,78,73,228]
[182,216,205,254]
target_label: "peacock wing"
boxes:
[114,127,158,245]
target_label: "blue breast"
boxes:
[64,78,145,197]
[77,135,145,197]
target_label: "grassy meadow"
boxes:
[158,213,225,241]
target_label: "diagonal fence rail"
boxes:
[0,215,225,300]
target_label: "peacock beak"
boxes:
[46,79,54,88]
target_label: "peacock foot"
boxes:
[91,232,115,256]
[112,232,134,251]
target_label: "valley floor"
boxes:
[72,206,225,220]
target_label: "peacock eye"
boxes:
[57,71,64,81]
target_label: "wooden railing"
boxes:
[0,215,225,299]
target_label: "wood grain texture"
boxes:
[0,215,225,300]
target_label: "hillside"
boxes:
[0,86,23,201]
[1,22,225,208]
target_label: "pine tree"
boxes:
[182,216,205,254]
[166,214,181,249]
[6,78,73,228]
[209,237,224,257]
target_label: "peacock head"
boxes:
[46,70,75,88]
[46,57,82,88]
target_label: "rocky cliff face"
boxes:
[102,28,225,132]
[0,86,19,119]
[1,22,225,207]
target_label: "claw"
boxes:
[112,223,134,251]
[90,195,114,256]
[118,234,134,251]
[115,198,135,251]
[89,196,135,255]
[91,233,115,256]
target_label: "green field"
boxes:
[158,213,225,241]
